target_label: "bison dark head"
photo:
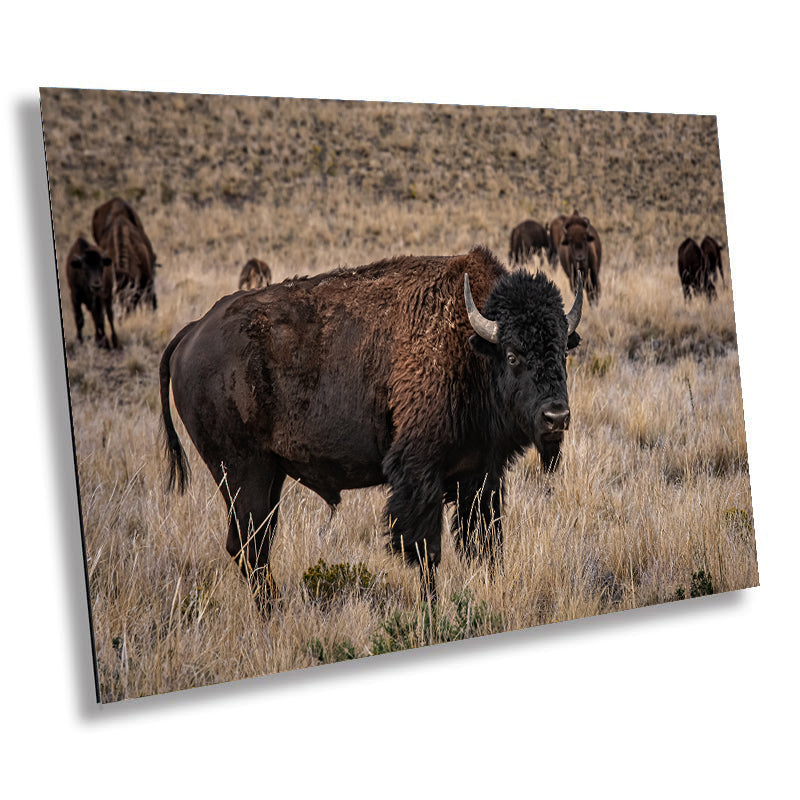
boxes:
[465,269,582,471]
[562,217,595,269]
[71,241,111,295]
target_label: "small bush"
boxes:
[307,637,358,665]
[302,558,376,605]
[370,590,503,655]
[690,570,714,598]
[726,508,754,534]
[180,581,219,620]
[590,354,613,377]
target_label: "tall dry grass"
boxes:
[41,90,755,702]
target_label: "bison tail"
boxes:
[159,324,193,494]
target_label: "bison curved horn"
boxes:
[464,274,499,344]
[582,216,591,228]
[566,270,583,336]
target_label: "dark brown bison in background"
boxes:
[547,215,566,268]
[678,237,716,301]
[160,246,583,612]
[509,220,549,267]
[97,214,157,311]
[66,236,118,348]
[558,213,601,303]
[238,258,272,291]
[92,197,157,268]
[700,235,725,287]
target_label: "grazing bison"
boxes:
[99,216,157,311]
[558,213,602,304]
[700,236,725,287]
[509,220,549,267]
[66,236,118,348]
[238,258,272,291]
[160,246,583,612]
[678,237,716,301]
[547,215,566,269]
[92,197,157,268]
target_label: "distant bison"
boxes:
[238,258,272,291]
[547,215,566,269]
[160,246,583,612]
[558,213,602,303]
[92,197,157,268]
[700,236,725,287]
[509,220,549,267]
[678,237,716,301]
[98,215,157,311]
[66,236,118,348]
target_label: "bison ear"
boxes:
[567,331,581,351]
[468,333,500,359]
[587,233,595,242]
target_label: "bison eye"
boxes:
[506,351,521,367]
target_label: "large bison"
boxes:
[700,235,725,287]
[678,237,716,301]
[92,197,157,268]
[160,246,583,612]
[98,215,157,311]
[509,220,549,267]
[238,258,272,291]
[558,213,601,304]
[66,236,118,348]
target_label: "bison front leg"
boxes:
[72,297,85,343]
[104,297,119,348]
[384,453,443,603]
[449,476,504,568]
[89,297,110,348]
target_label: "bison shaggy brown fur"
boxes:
[678,237,716,301]
[98,215,157,312]
[558,213,602,304]
[238,258,272,291]
[92,197,157,267]
[509,220,549,267]
[700,235,725,287]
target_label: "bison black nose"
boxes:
[542,405,570,431]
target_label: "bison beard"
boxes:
[160,247,582,614]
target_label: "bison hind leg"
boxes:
[221,460,286,617]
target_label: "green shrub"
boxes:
[590,354,613,377]
[690,570,714,598]
[307,637,358,664]
[370,590,503,655]
[302,558,376,605]
[180,581,219,620]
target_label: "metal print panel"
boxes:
[40,89,758,702]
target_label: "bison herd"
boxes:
[509,212,602,304]
[509,212,725,306]
[66,197,272,349]
[65,194,727,616]
[678,235,726,301]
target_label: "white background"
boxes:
[2,3,797,797]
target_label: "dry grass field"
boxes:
[40,89,756,702]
